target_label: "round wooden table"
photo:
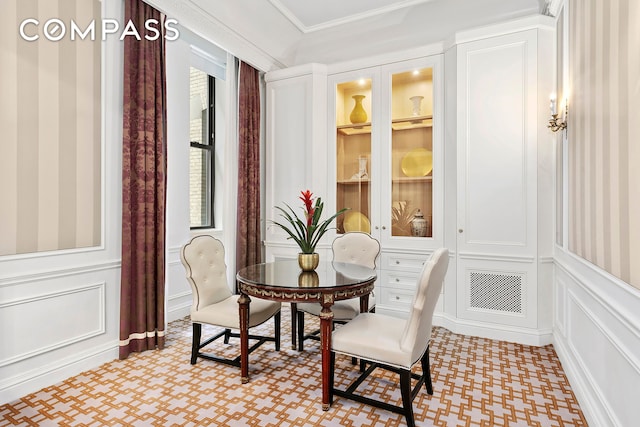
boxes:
[236,259,376,410]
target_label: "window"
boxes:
[189,67,215,228]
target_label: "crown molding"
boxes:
[144,0,286,72]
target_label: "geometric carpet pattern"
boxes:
[0,306,588,426]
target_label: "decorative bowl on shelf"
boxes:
[401,148,433,177]
[343,211,371,233]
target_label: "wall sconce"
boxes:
[548,95,567,133]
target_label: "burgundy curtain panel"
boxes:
[119,0,167,359]
[236,62,262,273]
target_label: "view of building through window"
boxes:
[189,67,215,228]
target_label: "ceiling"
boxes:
[268,0,436,33]
[186,0,548,69]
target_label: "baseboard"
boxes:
[167,303,191,323]
[552,332,615,427]
[0,342,118,406]
[433,313,553,346]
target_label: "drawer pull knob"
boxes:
[395,260,400,264]
[395,296,400,300]
[395,278,399,282]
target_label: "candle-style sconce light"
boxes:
[548,94,567,133]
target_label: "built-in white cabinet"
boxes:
[264,16,554,345]
[326,56,444,317]
[451,24,554,338]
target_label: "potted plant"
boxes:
[272,190,347,271]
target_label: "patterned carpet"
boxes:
[0,306,587,426]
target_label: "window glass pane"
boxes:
[189,147,210,227]
[190,68,208,145]
[189,66,213,228]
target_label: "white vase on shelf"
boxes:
[351,155,368,179]
[409,95,424,116]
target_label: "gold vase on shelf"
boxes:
[298,253,320,271]
[349,95,367,124]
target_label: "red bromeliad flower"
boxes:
[299,190,315,227]
[272,190,348,254]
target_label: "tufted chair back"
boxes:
[400,248,449,365]
[180,235,233,312]
[332,232,380,269]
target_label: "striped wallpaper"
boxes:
[0,0,101,256]
[567,0,640,289]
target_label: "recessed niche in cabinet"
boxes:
[390,68,433,238]
[336,78,372,234]
[334,67,434,238]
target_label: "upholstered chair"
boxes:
[180,235,281,369]
[292,232,380,351]
[329,248,449,427]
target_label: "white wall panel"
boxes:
[554,250,640,427]
[0,283,105,367]
[264,64,328,257]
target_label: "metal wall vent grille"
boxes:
[469,271,523,314]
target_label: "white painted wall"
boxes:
[165,30,239,322]
[0,0,123,405]
[2,6,638,427]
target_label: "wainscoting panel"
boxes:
[554,250,640,427]
[166,246,192,322]
[0,260,121,405]
[0,283,105,367]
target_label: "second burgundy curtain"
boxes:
[236,61,262,273]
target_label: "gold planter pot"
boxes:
[298,271,320,287]
[298,253,319,271]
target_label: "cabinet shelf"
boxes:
[338,176,432,185]
[337,115,433,135]
[392,115,433,130]
[392,176,432,183]
[337,179,371,185]
[337,123,372,135]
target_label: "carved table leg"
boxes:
[238,292,251,384]
[359,293,370,313]
[320,294,334,410]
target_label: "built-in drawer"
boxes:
[378,286,415,311]
[380,270,419,290]
[381,252,430,272]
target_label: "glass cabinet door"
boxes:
[335,78,372,235]
[389,67,433,238]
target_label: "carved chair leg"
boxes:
[421,345,433,395]
[400,369,416,427]
[274,311,281,351]
[191,323,202,365]
[297,311,306,351]
[290,303,297,350]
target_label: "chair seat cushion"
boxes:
[191,295,280,329]
[332,312,413,369]
[298,294,375,321]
